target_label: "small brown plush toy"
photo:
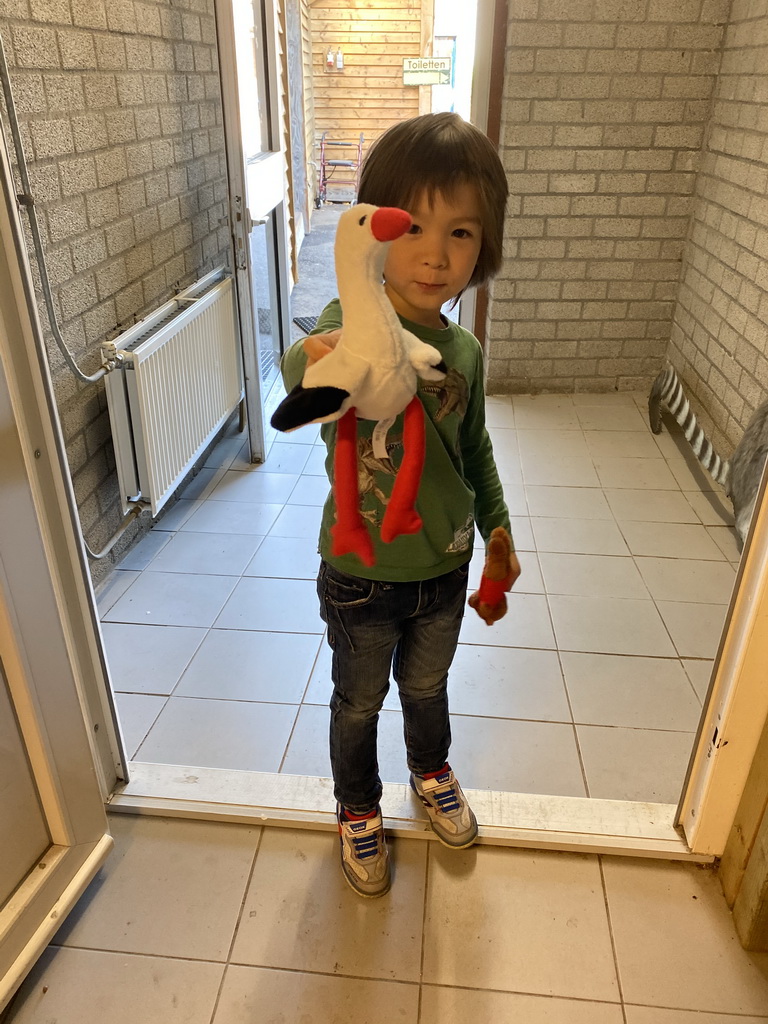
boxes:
[468,527,516,625]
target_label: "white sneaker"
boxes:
[410,764,478,848]
[337,804,391,898]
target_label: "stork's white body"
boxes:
[302,204,446,423]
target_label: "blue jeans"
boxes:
[317,560,469,814]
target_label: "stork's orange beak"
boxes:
[370,207,412,242]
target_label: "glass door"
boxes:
[217,0,292,462]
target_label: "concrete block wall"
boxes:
[667,0,768,454]
[486,0,730,394]
[0,0,230,576]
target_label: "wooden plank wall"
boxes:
[309,0,427,171]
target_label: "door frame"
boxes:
[216,0,292,464]
[0,145,113,1008]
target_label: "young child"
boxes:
[280,112,520,897]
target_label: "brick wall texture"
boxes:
[667,0,768,454]
[486,0,731,395]
[0,0,229,573]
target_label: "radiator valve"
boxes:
[100,341,126,372]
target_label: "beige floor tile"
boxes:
[532,518,630,555]
[625,1008,768,1023]
[605,489,700,524]
[549,595,676,656]
[484,397,516,428]
[617,521,727,560]
[213,965,418,1024]
[230,828,427,981]
[682,658,714,702]
[135,695,298,771]
[522,454,601,488]
[635,557,737,604]
[584,429,664,459]
[656,601,728,659]
[56,815,260,960]
[707,524,743,560]
[666,454,721,491]
[603,858,768,1014]
[420,986,624,1024]
[423,845,619,1000]
[577,724,694,803]
[174,628,322,703]
[526,485,614,520]
[561,652,702,730]
[6,947,223,1024]
[683,488,733,527]
[575,406,649,432]
[594,457,680,490]
[539,552,648,599]
[513,396,581,430]
[487,424,519,453]
[517,428,590,459]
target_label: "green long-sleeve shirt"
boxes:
[280,299,511,582]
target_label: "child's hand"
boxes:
[468,527,521,626]
[303,329,341,367]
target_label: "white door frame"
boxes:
[0,149,113,1008]
[216,0,292,463]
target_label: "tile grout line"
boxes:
[598,855,629,1024]
[416,840,431,1024]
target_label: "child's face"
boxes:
[382,184,483,330]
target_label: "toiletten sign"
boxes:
[402,56,452,86]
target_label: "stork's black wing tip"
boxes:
[271,383,349,431]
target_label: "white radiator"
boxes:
[104,268,243,516]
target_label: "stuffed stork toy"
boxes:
[271,203,448,567]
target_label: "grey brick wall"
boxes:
[0,0,230,578]
[667,0,768,456]
[486,0,729,395]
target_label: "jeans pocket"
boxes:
[322,565,378,609]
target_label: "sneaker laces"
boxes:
[419,765,462,814]
[341,810,382,860]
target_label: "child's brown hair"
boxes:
[357,112,508,289]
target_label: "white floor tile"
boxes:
[55,815,260,960]
[484,397,516,428]
[208,469,299,503]
[603,858,768,1014]
[549,595,676,656]
[253,440,312,474]
[303,445,329,475]
[215,576,324,633]
[561,652,702,731]
[95,568,141,614]
[153,498,200,531]
[513,396,581,430]
[449,644,571,722]
[7,947,224,1024]
[114,692,166,758]
[577,724,694,802]
[101,622,206,694]
[116,528,171,569]
[102,571,238,627]
[135,695,298,771]
[146,530,263,575]
[287,473,330,505]
[584,429,664,459]
[523,454,601,488]
[230,828,427,980]
[420,986,624,1024]
[174,628,322,703]
[459,593,556,650]
[214,966,419,1024]
[517,428,590,459]
[449,715,586,795]
[635,557,737,604]
[656,601,728,659]
[423,845,619,1000]
[539,552,649,599]
[267,502,323,538]
[243,535,320,578]
[575,405,648,431]
[181,499,283,535]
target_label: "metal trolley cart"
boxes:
[316,132,363,206]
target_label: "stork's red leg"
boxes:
[330,408,375,567]
[381,397,424,543]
